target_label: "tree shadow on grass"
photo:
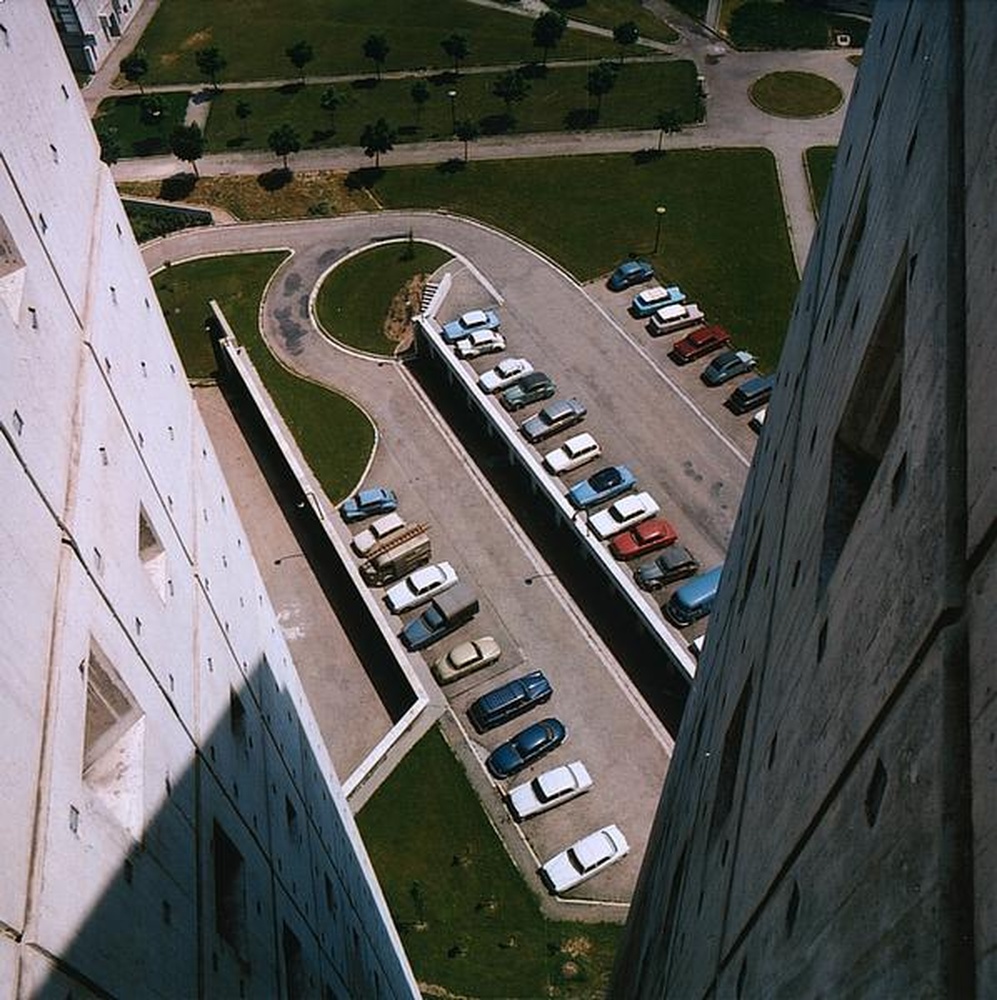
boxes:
[479,113,514,136]
[158,172,197,200]
[225,136,250,148]
[257,167,293,191]
[345,166,385,190]
[518,61,548,80]
[632,148,665,165]
[132,136,169,156]
[277,81,304,95]
[351,77,379,90]
[397,124,419,137]
[310,128,336,143]
[564,108,598,130]
[436,158,466,175]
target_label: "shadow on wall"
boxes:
[27,654,414,999]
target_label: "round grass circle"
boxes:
[749,71,843,118]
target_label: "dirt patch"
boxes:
[179,29,213,51]
[560,935,594,959]
[383,275,427,354]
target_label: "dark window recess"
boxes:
[230,690,247,744]
[786,880,800,936]
[739,532,762,613]
[891,454,908,507]
[865,759,888,827]
[283,923,307,1000]
[820,257,905,591]
[214,822,248,957]
[835,182,869,310]
[711,674,754,837]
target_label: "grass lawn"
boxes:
[93,92,191,156]
[122,199,212,242]
[134,0,620,86]
[726,0,870,49]
[152,252,374,502]
[203,61,698,155]
[357,726,622,997]
[371,150,797,368]
[315,241,452,355]
[805,145,836,217]
[749,71,843,118]
[551,0,679,44]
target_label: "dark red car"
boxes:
[609,517,678,560]
[669,325,731,365]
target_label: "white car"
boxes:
[455,328,506,359]
[507,761,593,821]
[478,357,533,394]
[543,433,601,476]
[589,492,660,540]
[351,512,406,556]
[432,635,501,684]
[384,561,457,614]
[540,824,630,893]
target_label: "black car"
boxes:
[634,544,700,591]
[468,671,553,732]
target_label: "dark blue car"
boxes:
[567,465,637,510]
[607,259,654,291]
[339,487,398,523]
[486,718,567,779]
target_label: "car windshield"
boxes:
[590,468,621,490]
[497,359,522,376]
[423,607,444,628]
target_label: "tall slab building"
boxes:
[0,7,417,998]
[614,2,996,996]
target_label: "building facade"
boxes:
[0,7,417,998]
[47,0,149,74]
[615,1,996,996]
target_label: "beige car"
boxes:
[431,636,501,684]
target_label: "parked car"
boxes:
[634,544,700,591]
[567,465,637,510]
[502,371,556,411]
[384,561,458,614]
[339,486,398,523]
[478,357,533,394]
[647,302,704,337]
[520,398,586,443]
[351,512,406,556]
[486,718,566,779]
[670,325,731,364]
[400,584,479,650]
[609,517,678,560]
[631,285,686,318]
[507,761,592,821]
[468,670,553,732]
[749,406,768,433]
[455,328,506,359]
[543,433,601,476]
[608,259,654,291]
[539,824,630,893]
[727,373,776,414]
[431,636,501,685]
[701,350,757,386]
[441,308,500,344]
[665,565,724,627]
[590,492,660,540]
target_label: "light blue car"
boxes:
[630,285,687,318]
[441,308,501,344]
[567,464,637,510]
[339,487,398,523]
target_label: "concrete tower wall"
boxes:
[615,2,995,996]
[0,7,417,998]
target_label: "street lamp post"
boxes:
[447,89,458,133]
[654,204,667,254]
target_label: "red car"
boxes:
[609,517,678,560]
[669,325,731,365]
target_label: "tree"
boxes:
[285,40,314,83]
[139,93,166,125]
[120,51,148,93]
[268,123,301,170]
[613,21,640,64]
[195,47,227,91]
[319,86,340,132]
[586,61,617,117]
[95,122,122,165]
[410,80,430,126]
[363,34,389,80]
[360,117,396,168]
[654,108,682,151]
[169,122,205,177]
[492,69,530,118]
[454,118,480,162]
[532,11,567,66]
[235,99,252,138]
[441,33,469,75]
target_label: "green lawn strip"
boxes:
[315,242,452,355]
[123,199,212,243]
[371,150,797,369]
[152,252,373,503]
[727,0,870,50]
[94,92,191,156]
[804,145,836,217]
[357,726,621,997]
[749,71,843,118]
[203,61,699,155]
[135,0,620,86]
[551,0,679,44]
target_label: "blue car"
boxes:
[607,259,654,291]
[486,718,567,779]
[567,465,637,510]
[630,285,687,318]
[339,487,398,523]
[441,309,501,344]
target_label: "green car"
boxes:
[501,371,556,412]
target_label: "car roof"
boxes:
[518,371,551,389]
[461,309,487,325]
[573,830,616,869]
[563,432,596,453]
[613,494,648,516]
